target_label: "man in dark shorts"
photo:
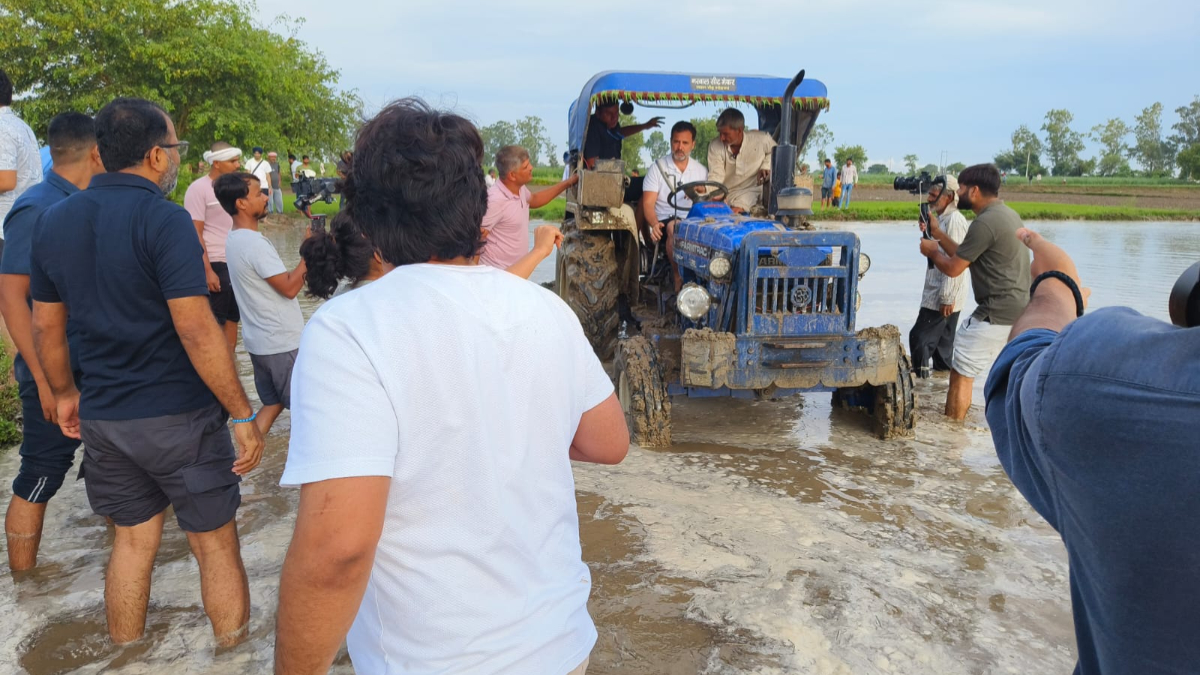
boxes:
[185,141,243,351]
[0,112,103,571]
[30,98,264,647]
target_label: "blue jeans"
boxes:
[840,183,854,208]
[269,189,284,214]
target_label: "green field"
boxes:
[854,172,1199,188]
[529,198,1199,223]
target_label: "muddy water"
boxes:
[3,220,1197,674]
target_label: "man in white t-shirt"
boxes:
[244,146,272,201]
[641,121,708,292]
[840,158,858,209]
[214,172,307,436]
[274,98,629,675]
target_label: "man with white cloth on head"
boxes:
[706,107,776,214]
[184,142,244,351]
[641,121,707,293]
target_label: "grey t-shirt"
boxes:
[225,228,305,355]
[268,160,283,189]
[955,200,1031,325]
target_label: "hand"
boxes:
[585,157,597,170]
[731,206,745,215]
[1016,228,1091,308]
[56,388,81,440]
[565,173,579,187]
[35,380,57,423]
[757,169,771,184]
[650,221,665,243]
[918,221,927,235]
[532,225,563,254]
[927,210,941,235]
[940,304,954,318]
[231,419,265,476]
[206,267,221,293]
[919,238,940,258]
[644,116,665,130]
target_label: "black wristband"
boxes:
[1030,270,1084,317]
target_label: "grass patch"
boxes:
[530,198,567,221]
[856,173,1198,188]
[0,351,24,449]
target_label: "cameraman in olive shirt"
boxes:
[920,163,1031,420]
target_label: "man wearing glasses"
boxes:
[29,97,263,647]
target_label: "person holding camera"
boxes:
[920,163,1030,420]
[985,230,1200,674]
[909,175,969,379]
[217,172,307,437]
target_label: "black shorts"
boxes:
[250,349,297,408]
[79,403,240,532]
[209,262,240,324]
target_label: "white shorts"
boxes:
[951,315,1011,378]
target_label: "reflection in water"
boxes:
[3,219,1196,673]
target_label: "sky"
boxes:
[256,0,1199,171]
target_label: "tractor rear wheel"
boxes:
[614,336,672,447]
[558,218,620,359]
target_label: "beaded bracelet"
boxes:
[1030,270,1084,317]
[231,411,258,425]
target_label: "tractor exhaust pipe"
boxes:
[769,69,811,222]
[778,69,805,148]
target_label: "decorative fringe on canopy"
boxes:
[590,90,831,112]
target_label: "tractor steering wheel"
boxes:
[667,180,729,210]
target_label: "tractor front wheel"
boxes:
[833,345,916,440]
[614,336,672,447]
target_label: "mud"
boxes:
[615,337,672,448]
[3,220,1198,674]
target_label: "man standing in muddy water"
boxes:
[274,98,629,675]
[920,163,1030,420]
[0,112,103,571]
[28,97,264,647]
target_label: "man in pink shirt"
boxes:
[185,142,242,351]
[480,145,576,271]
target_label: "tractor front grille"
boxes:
[754,276,842,315]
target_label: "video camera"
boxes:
[1169,262,1200,328]
[293,176,338,213]
[893,171,935,195]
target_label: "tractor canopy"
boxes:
[566,71,830,155]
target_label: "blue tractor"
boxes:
[555,70,915,444]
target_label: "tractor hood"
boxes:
[673,202,831,270]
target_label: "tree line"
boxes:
[0,0,361,162]
[995,97,1200,179]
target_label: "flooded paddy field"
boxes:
[3,220,1197,674]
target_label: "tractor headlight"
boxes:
[858,252,871,278]
[709,255,732,279]
[676,283,712,321]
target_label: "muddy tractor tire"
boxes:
[558,218,620,359]
[614,336,672,447]
[833,345,916,440]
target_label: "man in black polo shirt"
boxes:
[582,100,663,168]
[0,112,103,571]
[29,98,264,647]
